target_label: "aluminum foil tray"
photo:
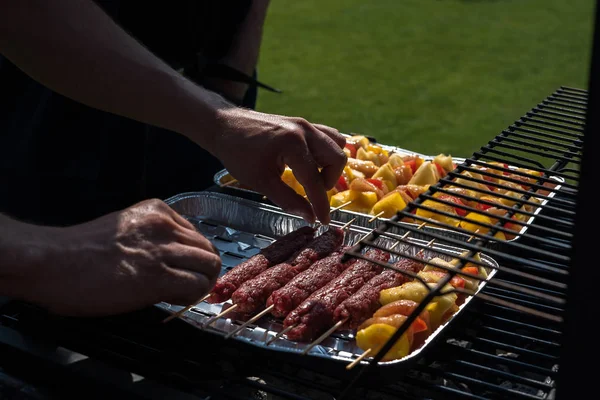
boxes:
[156,192,499,372]
[214,166,563,250]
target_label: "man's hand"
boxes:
[9,199,221,317]
[212,107,347,224]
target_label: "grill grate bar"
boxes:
[477,290,564,314]
[400,203,574,253]
[546,97,588,111]
[469,313,562,339]
[508,126,584,148]
[558,85,589,95]
[470,337,559,362]
[550,94,588,106]
[380,219,570,277]
[479,326,560,348]
[490,136,582,161]
[482,285,566,307]
[528,109,586,125]
[452,360,554,391]
[538,103,586,116]
[533,106,586,121]
[442,345,557,377]
[516,119,585,136]
[521,115,585,133]
[419,366,545,400]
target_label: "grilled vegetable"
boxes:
[408,162,440,186]
[370,192,407,218]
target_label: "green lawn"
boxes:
[256,0,595,159]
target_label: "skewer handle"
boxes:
[346,348,372,370]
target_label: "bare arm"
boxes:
[0,200,223,316]
[0,0,347,224]
[0,0,227,150]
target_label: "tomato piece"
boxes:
[450,275,466,288]
[477,202,493,211]
[336,175,349,192]
[367,178,384,190]
[433,162,446,178]
[344,143,357,158]
[412,317,428,334]
[438,194,467,217]
[462,266,479,276]
[404,160,417,174]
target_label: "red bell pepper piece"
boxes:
[344,143,357,158]
[411,317,428,334]
[462,266,479,276]
[404,160,417,174]
[366,178,384,190]
[450,275,466,288]
[438,194,467,216]
[433,162,446,178]
[477,202,493,211]
[336,175,349,191]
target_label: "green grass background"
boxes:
[255,0,595,159]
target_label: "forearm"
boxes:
[0,214,58,298]
[206,0,271,102]
[0,0,232,152]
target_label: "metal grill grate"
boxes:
[337,86,584,398]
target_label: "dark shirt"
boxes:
[0,1,253,226]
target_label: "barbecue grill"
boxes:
[1,11,597,400]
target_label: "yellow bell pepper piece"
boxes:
[348,135,370,149]
[326,188,338,202]
[460,212,491,233]
[415,200,461,227]
[460,212,506,240]
[330,191,351,209]
[370,192,407,218]
[380,281,455,306]
[383,180,396,192]
[366,144,389,157]
[355,323,411,362]
[345,190,379,213]
[281,168,306,196]
[357,147,381,166]
[426,293,458,330]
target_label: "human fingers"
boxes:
[158,267,214,306]
[304,127,347,190]
[171,227,219,255]
[312,123,346,149]
[255,173,316,223]
[283,145,331,225]
[162,243,222,286]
